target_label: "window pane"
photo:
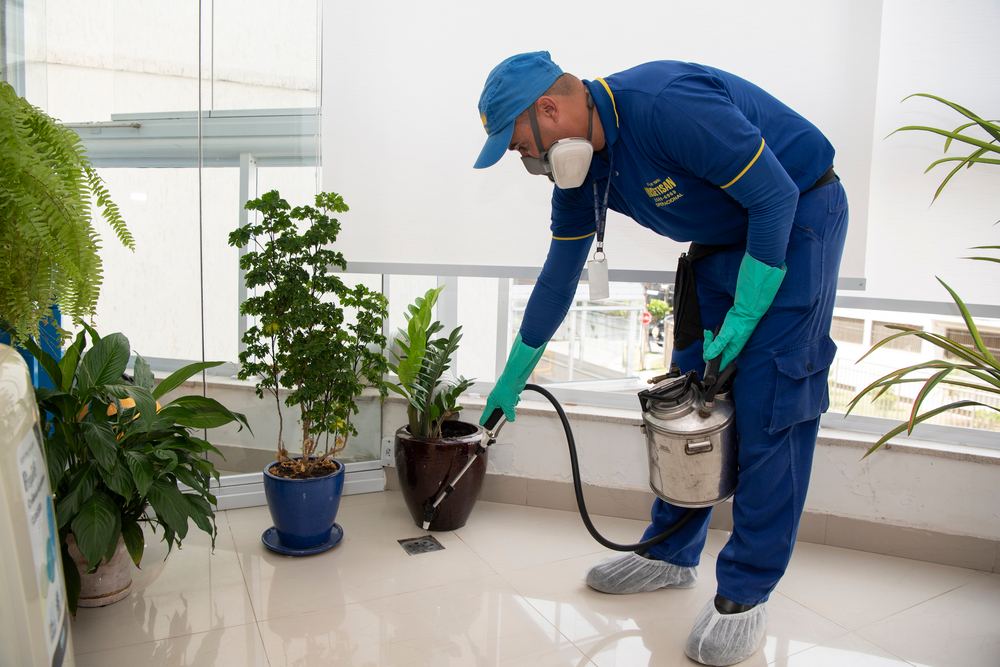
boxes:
[509,281,670,386]
[456,277,500,382]
[828,308,1000,430]
[37,2,200,122]
[831,316,865,345]
[872,321,922,352]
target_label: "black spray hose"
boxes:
[520,383,699,553]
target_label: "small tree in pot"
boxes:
[387,286,482,531]
[229,190,388,555]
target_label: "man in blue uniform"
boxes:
[474,52,848,666]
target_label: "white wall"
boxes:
[863,0,1000,306]
[322,0,881,282]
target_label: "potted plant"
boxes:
[25,324,248,612]
[229,190,389,556]
[387,286,481,531]
[0,81,133,345]
[850,95,999,454]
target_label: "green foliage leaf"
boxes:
[70,492,121,569]
[0,82,132,342]
[78,332,130,391]
[20,336,62,388]
[891,94,1000,201]
[184,493,216,539]
[388,289,473,437]
[902,93,1000,143]
[61,541,81,615]
[125,451,154,496]
[936,277,997,365]
[133,355,155,390]
[81,421,118,471]
[106,383,159,430]
[121,518,144,567]
[56,463,98,529]
[146,479,189,540]
[158,395,249,430]
[99,459,135,500]
[862,400,997,458]
[152,360,224,400]
[43,429,70,489]
[58,329,87,391]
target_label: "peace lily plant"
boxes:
[27,324,247,611]
[849,94,1000,455]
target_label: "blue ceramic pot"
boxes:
[262,459,345,550]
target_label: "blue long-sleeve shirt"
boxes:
[520,61,833,348]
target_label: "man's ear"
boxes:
[535,95,559,121]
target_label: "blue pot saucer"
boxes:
[261,523,344,556]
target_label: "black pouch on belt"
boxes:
[672,242,741,351]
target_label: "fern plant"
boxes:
[849,94,1000,455]
[0,81,134,342]
[387,286,474,438]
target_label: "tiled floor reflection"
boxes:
[71,491,999,666]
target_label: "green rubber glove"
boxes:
[480,334,547,425]
[703,253,787,370]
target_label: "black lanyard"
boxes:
[592,155,613,260]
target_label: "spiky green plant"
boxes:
[0,81,134,342]
[387,286,474,438]
[891,93,1000,202]
[850,95,1000,455]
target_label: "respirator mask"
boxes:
[521,91,595,189]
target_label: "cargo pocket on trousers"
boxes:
[766,335,838,435]
[772,223,823,311]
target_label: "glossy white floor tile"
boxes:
[227,494,497,622]
[855,572,1000,667]
[257,575,593,666]
[453,500,651,572]
[69,491,998,666]
[73,623,269,667]
[498,551,848,667]
[71,511,257,655]
[775,540,980,630]
[778,633,911,666]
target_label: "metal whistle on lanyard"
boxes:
[587,156,613,301]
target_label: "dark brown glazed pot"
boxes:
[394,420,486,531]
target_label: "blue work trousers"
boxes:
[641,180,849,606]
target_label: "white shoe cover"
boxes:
[685,598,767,666]
[585,552,697,594]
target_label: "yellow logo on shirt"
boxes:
[644,176,684,208]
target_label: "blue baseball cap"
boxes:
[474,51,563,169]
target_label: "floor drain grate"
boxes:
[398,535,445,555]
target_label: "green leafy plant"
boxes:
[0,81,134,342]
[647,298,671,323]
[228,190,389,478]
[27,324,248,613]
[891,93,1000,202]
[850,95,1000,456]
[387,286,474,438]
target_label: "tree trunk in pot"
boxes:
[66,534,133,607]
